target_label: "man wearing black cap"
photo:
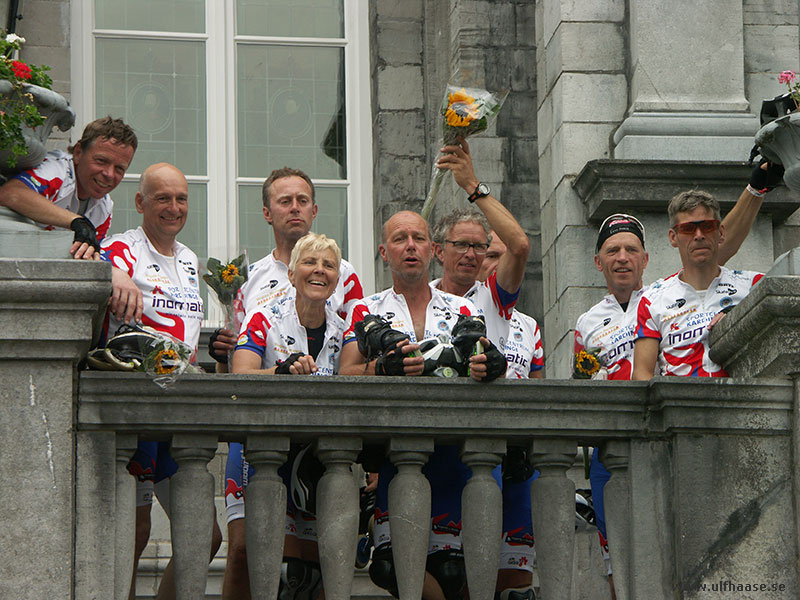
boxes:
[574,167,774,598]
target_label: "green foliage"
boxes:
[0,32,54,167]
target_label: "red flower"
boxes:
[11,60,31,80]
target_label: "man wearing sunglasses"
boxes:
[576,177,769,597]
[632,191,763,379]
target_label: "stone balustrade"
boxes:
[3,258,798,599]
[74,373,796,599]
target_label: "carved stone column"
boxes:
[388,437,434,600]
[316,436,362,599]
[600,440,631,600]
[114,433,139,600]
[169,433,218,600]
[244,435,289,600]
[530,439,577,599]
[460,438,505,600]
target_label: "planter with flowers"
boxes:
[754,71,800,194]
[0,33,75,177]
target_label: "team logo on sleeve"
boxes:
[237,333,249,345]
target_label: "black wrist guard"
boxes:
[207,328,228,364]
[749,160,784,194]
[375,348,406,376]
[275,352,305,374]
[70,216,101,252]
[481,340,507,382]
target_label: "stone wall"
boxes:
[16,0,72,151]
[370,0,543,324]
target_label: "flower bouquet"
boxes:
[421,83,508,220]
[87,323,200,389]
[203,253,249,361]
[572,348,607,380]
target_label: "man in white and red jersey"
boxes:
[340,210,505,600]
[431,139,539,599]
[577,170,774,597]
[0,116,137,259]
[477,232,544,380]
[213,167,363,600]
[99,162,221,599]
[633,190,763,379]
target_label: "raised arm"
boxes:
[437,137,530,293]
[718,162,783,265]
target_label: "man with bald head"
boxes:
[99,162,221,599]
[341,210,505,600]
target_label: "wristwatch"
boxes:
[468,182,490,203]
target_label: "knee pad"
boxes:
[426,549,467,600]
[368,544,399,598]
[498,587,537,600]
[278,557,322,600]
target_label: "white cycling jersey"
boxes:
[344,286,478,346]
[235,250,363,327]
[235,291,345,375]
[430,271,518,348]
[504,309,544,379]
[636,266,763,377]
[101,227,204,351]
[14,150,113,240]
[574,287,649,381]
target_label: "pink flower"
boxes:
[779,70,796,84]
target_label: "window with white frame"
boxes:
[72,0,374,321]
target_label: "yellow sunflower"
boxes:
[153,348,181,374]
[221,264,239,284]
[575,350,600,377]
[444,88,480,128]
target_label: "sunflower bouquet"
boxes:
[421,83,508,220]
[141,333,200,389]
[572,348,607,380]
[203,253,249,360]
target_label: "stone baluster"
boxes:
[460,438,505,600]
[114,433,139,600]
[244,435,290,600]
[169,433,218,600]
[315,436,362,599]
[388,437,434,600]
[601,440,631,600]
[530,439,577,599]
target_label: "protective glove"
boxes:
[70,216,100,252]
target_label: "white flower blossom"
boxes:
[5,34,25,44]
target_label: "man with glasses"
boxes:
[431,138,536,600]
[632,191,763,379]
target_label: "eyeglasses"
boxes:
[672,219,720,236]
[445,240,490,255]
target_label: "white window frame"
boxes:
[70,0,375,320]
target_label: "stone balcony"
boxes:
[2,258,799,599]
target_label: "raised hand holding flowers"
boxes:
[421,83,508,220]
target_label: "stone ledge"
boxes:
[709,275,800,378]
[573,159,800,222]
[77,373,792,440]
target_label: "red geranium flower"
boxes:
[11,60,31,81]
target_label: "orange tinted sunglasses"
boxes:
[672,219,719,235]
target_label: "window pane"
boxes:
[237,184,347,263]
[106,180,209,312]
[95,0,205,33]
[96,39,207,176]
[236,0,343,38]
[237,45,346,179]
